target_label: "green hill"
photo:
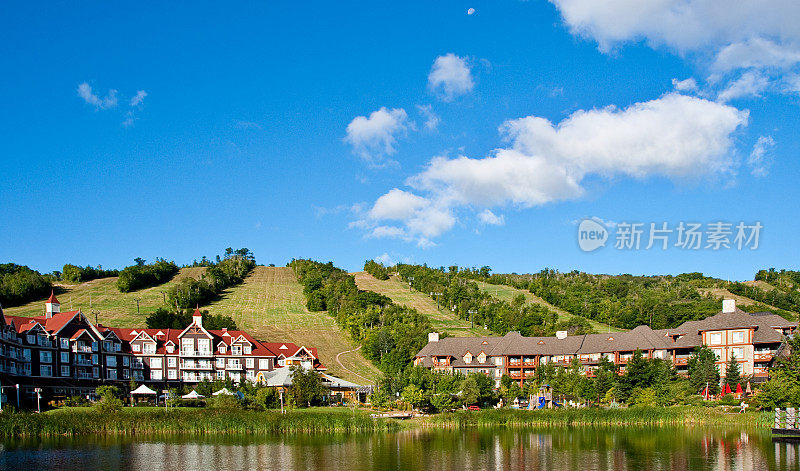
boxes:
[207,267,380,384]
[3,267,207,326]
[352,272,487,336]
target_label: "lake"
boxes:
[0,427,798,470]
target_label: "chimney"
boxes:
[722,299,736,313]
[45,290,60,319]
[428,332,439,343]
[556,330,568,340]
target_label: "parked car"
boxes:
[468,405,481,411]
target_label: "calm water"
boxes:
[1,427,798,471]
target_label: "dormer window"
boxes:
[232,345,242,355]
[219,345,227,354]
[463,352,472,364]
[244,346,251,355]
[477,352,486,364]
[166,345,174,354]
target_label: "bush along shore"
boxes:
[0,408,399,438]
[418,407,773,429]
[0,406,772,438]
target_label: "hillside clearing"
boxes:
[208,267,379,384]
[352,272,496,337]
[474,281,625,333]
[3,267,207,326]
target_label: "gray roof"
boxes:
[416,310,797,360]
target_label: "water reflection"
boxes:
[0,427,797,471]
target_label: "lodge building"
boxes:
[0,293,323,405]
[414,300,797,387]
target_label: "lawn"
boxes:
[474,281,625,333]
[352,272,489,337]
[207,267,380,384]
[3,267,207,327]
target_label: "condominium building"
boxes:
[414,300,796,387]
[0,293,323,405]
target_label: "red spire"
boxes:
[46,290,60,305]
[193,304,202,317]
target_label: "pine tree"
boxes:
[688,345,721,395]
[725,353,741,387]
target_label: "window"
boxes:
[151,370,163,380]
[167,369,177,380]
[246,358,254,368]
[61,365,70,377]
[216,370,225,379]
[40,365,53,377]
[198,339,211,353]
[23,349,31,360]
[181,338,194,353]
[107,370,117,380]
[104,341,112,352]
[494,357,503,366]
[216,358,225,368]
[168,357,176,367]
[132,343,141,352]
[39,351,52,362]
[150,357,162,369]
[712,348,723,360]
[60,338,69,349]
[26,334,35,344]
[463,353,472,364]
[91,342,99,352]
[708,333,723,345]
[107,355,117,367]
[123,356,130,366]
[259,359,269,370]
[143,343,156,354]
[123,369,130,379]
[92,354,99,365]
[219,344,227,353]
[60,351,70,363]
[278,358,285,367]
[244,346,251,355]
[232,345,242,355]
[115,343,121,352]
[731,347,744,359]
[732,331,745,343]
[166,345,174,353]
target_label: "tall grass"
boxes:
[0,408,399,438]
[419,407,773,429]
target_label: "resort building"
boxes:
[0,293,324,405]
[414,300,796,387]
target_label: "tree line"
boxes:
[165,249,256,309]
[290,259,432,376]
[116,258,180,293]
[363,259,390,280]
[0,263,52,307]
[61,264,119,283]
[393,262,594,336]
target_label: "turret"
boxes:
[45,290,60,319]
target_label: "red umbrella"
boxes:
[701,386,709,399]
[724,383,732,395]
[735,383,743,395]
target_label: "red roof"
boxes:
[46,290,60,305]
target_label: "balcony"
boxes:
[72,345,92,353]
[181,361,213,370]
[673,356,690,366]
[754,352,774,362]
[180,350,213,357]
[226,362,243,370]
[74,359,92,366]
[76,372,93,380]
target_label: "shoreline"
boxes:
[0,406,773,439]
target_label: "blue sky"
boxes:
[2,1,799,280]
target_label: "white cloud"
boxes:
[717,71,770,102]
[355,93,748,244]
[478,209,505,226]
[416,104,440,130]
[77,82,118,109]
[748,135,775,177]
[121,111,135,127]
[130,90,148,107]
[428,53,474,101]
[467,8,475,15]
[368,188,429,220]
[374,253,396,266]
[672,77,698,92]
[344,107,409,165]
[550,1,800,97]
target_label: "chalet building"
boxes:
[414,300,797,387]
[0,293,323,405]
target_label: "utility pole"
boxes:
[134,298,141,314]
[408,277,414,292]
[430,292,443,310]
[468,310,477,329]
